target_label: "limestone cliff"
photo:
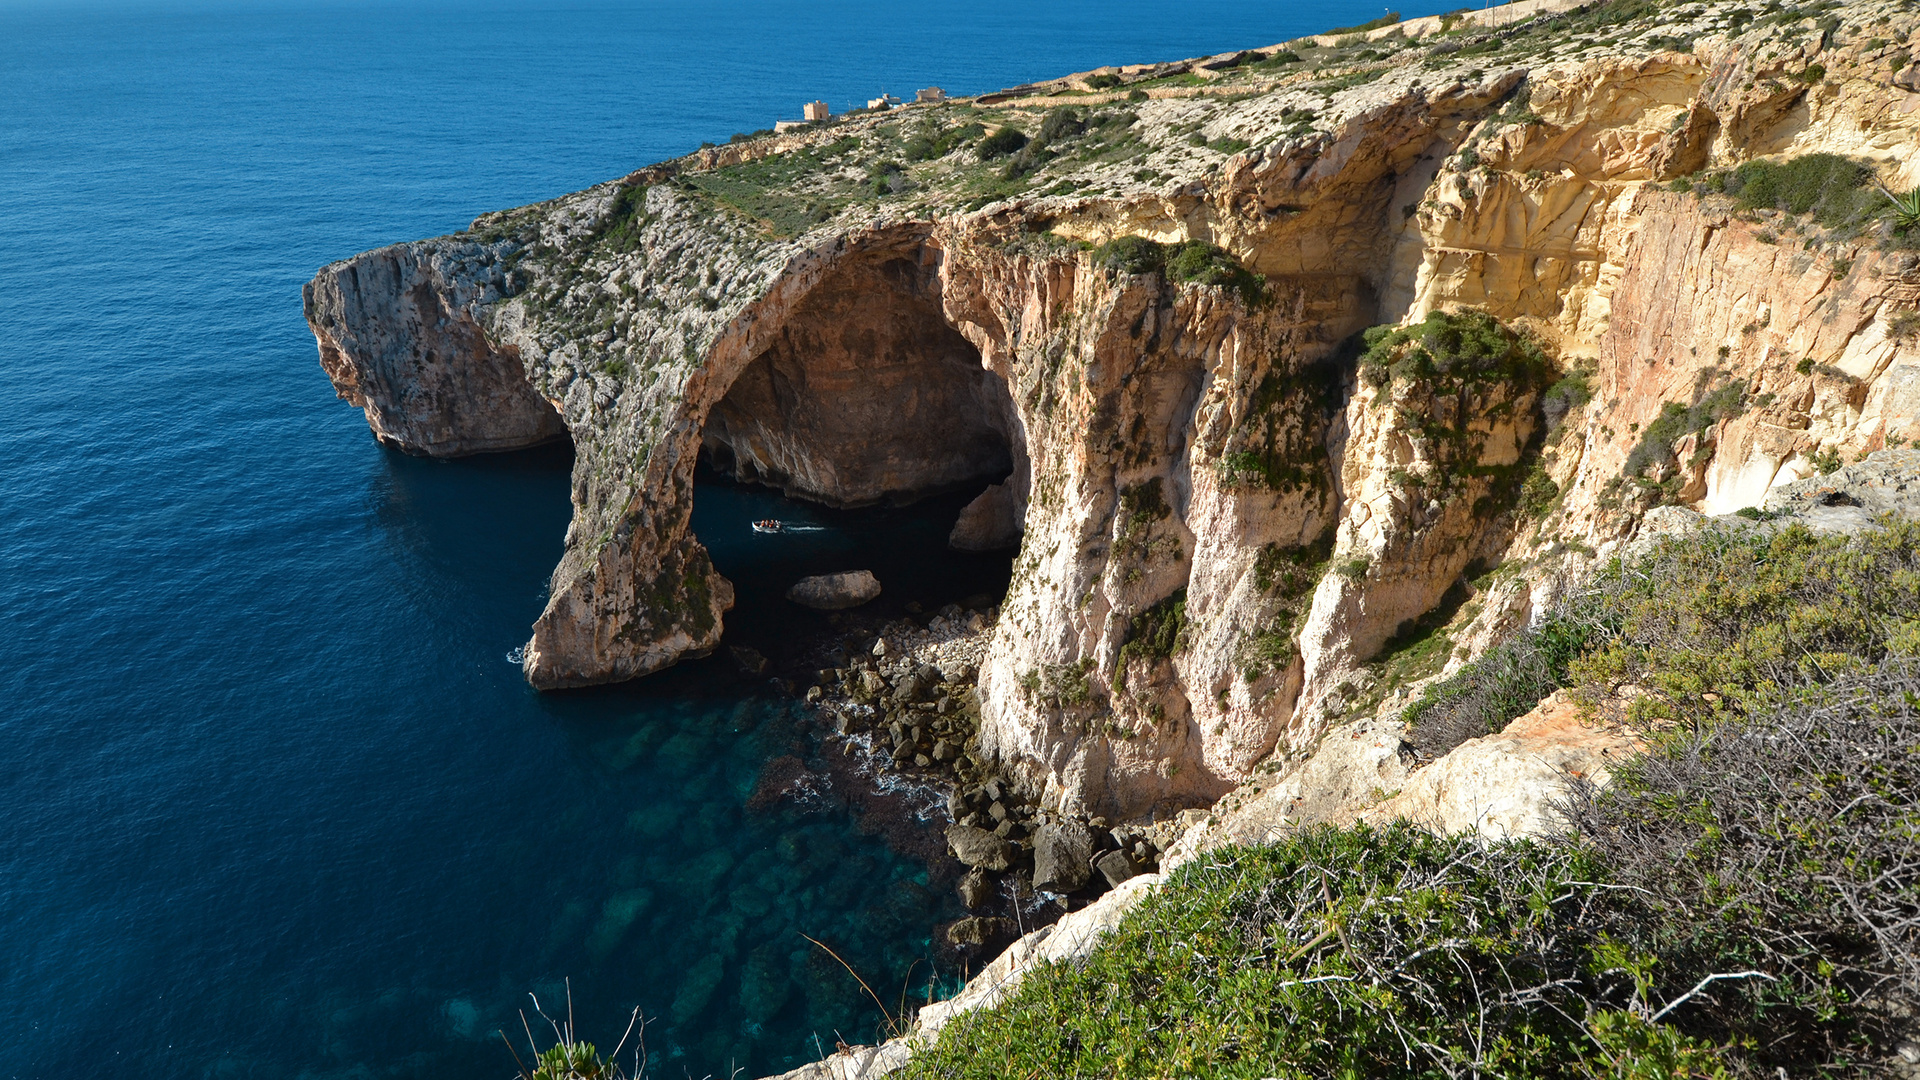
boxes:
[307,0,1920,815]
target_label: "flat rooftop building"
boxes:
[803,100,830,121]
[915,87,946,103]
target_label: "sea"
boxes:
[1,0,1434,1075]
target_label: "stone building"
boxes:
[803,100,830,121]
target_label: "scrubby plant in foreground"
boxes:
[502,987,646,1080]
[901,523,1920,1078]
[1569,665,1920,1069]
[1566,518,1920,723]
[1403,612,1597,757]
[904,665,1920,1077]
[1407,517,1920,756]
[901,823,1730,1079]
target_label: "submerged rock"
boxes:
[785,570,881,611]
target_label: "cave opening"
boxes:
[689,248,1026,670]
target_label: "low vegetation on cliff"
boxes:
[1410,515,1920,756]
[903,521,1920,1079]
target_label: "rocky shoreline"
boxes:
[770,597,1181,959]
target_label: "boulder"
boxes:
[949,479,1025,551]
[1032,821,1093,893]
[892,670,930,703]
[1362,690,1642,840]
[786,570,882,610]
[944,915,1018,951]
[945,825,1013,871]
[1095,849,1138,889]
[957,867,995,910]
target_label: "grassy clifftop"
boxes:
[472,0,1902,244]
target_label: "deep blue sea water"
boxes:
[2,0,1438,1075]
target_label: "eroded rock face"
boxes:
[1360,691,1641,839]
[1162,690,1639,864]
[701,251,1019,507]
[308,0,1920,817]
[304,242,566,455]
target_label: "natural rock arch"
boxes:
[697,242,1026,515]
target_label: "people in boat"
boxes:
[753,519,783,532]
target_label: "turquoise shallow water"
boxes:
[1,0,1439,1075]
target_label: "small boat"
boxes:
[752,519,785,534]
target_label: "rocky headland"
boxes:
[307,0,1920,1072]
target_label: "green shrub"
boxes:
[1413,516,1920,748]
[1726,153,1881,230]
[999,143,1053,181]
[1885,185,1920,232]
[976,127,1029,160]
[1808,444,1844,475]
[1038,107,1085,143]
[504,995,643,1080]
[1519,463,1560,518]
[1112,590,1189,690]
[1084,73,1122,90]
[1357,309,1554,390]
[1163,241,1264,305]
[526,1043,614,1080]
[1091,237,1266,305]
[1093,235,1166,274]
[1411,517,1920,743]
[595,182,651,253]
[1571,518,1920,722]
[1568,664,1920,1068]
[1622,382,1746,477]
[1541,370,1592,427]
[1403,612,1596,757]
[900,823,1725,1080]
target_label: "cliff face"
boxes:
[304,242,567,455]
[308,0,1920,814]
